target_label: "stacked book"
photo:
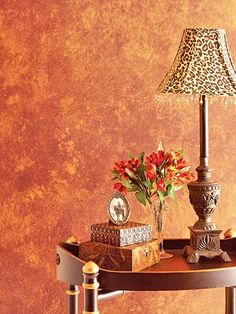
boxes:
[91,222,152,246]
[79,221,161,271]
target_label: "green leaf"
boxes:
[157,190,165,205]
[136,165,146,181]
[138,152,145,163]
[135,191,147,206]
[177,149,184,155]
[125,168,137,179]
[168,184,177,202]
[127,186,138,192]
[129,177,139,185]
[121,178,133,189]
[128,151,134,159]
[111,169,120,175]
[143,180,153,190]
[142,164,148,171]
[166,184,172,194]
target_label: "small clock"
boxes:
[107,192,131,226]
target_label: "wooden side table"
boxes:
[56,238,236,314]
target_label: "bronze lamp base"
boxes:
[183,227,231,263]
[183,178,231,264]
[183,95,231,263]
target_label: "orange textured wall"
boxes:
[1,1,236,313]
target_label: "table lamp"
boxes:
[157,28,236,263]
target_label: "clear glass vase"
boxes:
[150,200,173,260]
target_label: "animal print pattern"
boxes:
[157,28,236,95]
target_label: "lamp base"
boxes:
[183,227,231,263]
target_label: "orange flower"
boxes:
[178,170,195,181]
[167,168,175,179]
[171,150,183,160]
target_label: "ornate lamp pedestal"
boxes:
[183,95,231,263]
[183,182,231,263]
[183,227,230,263]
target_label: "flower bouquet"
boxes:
[111,143,194,258]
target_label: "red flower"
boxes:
[127,158,140,172]
[165,153,173,167]
[113,161,127,175]
[146,164,157,179]
[157,178,166,192]
[112,147,193,205]
[113,182,127,194]
[113,158,140,177]
[146,150,165,167]
[175,158,187,170]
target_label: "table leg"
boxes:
[82,261,100,314]
[226,287,236,314]
[66,284,79,314]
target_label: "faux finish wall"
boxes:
[1,1,236,313]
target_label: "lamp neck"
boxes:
[196,94,212,181]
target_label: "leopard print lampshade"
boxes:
[157,28,236,96]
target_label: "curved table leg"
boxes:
[83,261,100,314]
[66,284,79,314]
[226,287,236,314]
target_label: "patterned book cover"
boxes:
[79,239,160,271]
[91,221,152,247]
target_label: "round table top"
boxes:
[97,249,236,291]
[57,238,236,291]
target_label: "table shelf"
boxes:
[56,237,236,313]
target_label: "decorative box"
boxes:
[79,239,160,271]
[91,221,152,247]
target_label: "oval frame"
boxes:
[107,192,131,226]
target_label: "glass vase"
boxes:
[150,200,173,260]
